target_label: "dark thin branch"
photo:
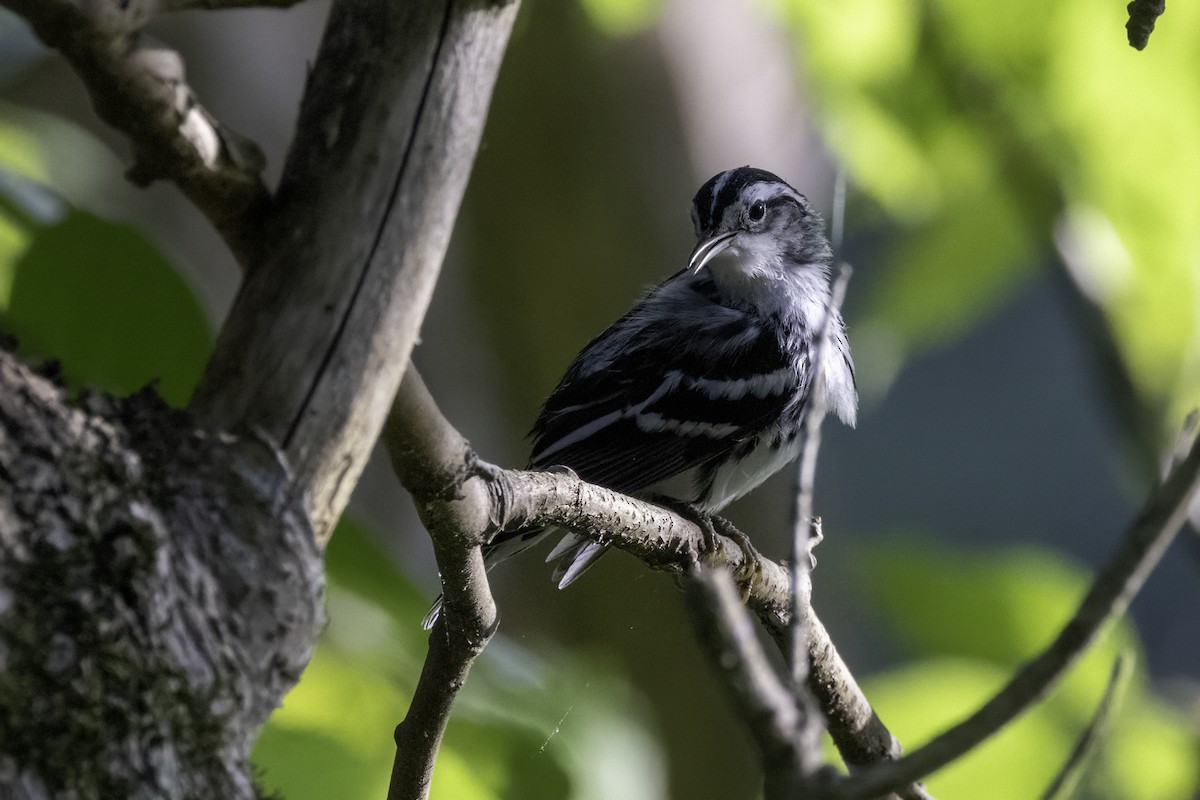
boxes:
[834,426,1200,799]
[685,565,830,798]
[383,371,497,800]
[1,0,272,268]
[1040,653,1131,800]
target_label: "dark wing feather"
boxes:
[529,290,804,497]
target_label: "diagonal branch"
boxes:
[834,427,1200,799]
[1,0,274,267]
[190,0,519,541]
[1040,653,1130,800]
[685,564,833,799]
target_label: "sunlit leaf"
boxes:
[781,0,1200,429]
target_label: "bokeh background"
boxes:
[2,0,1199,797]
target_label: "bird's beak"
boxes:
[688,231,736,273]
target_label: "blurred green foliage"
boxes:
[255,520,665,800]
[777,0,1200,429]
[2,0,1198,796]
[4,209,211,406]
[0,116,211,406]
[856,539,1196,798]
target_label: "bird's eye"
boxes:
[748,200,766,223]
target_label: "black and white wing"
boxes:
[529,280,807,499]
[475,276,809,591]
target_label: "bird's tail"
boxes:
[546,533,608,588]
[421,523,550,630]
[421,527,610,629]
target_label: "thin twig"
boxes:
[833,426,1200,799]
[1040,653,1131,800]
[684,565,830,796]
[788,264,854,784]
[791,264,852,681]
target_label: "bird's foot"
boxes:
[655,498,762,594]
[709,515,764,595]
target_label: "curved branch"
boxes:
[1,0,272,267]
[834,429,1200,799]
[383,367,908,785]
[685,565,831,799]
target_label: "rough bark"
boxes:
[190,0,519,542]
[0,349,324,799]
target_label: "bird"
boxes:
[423,166,857,629]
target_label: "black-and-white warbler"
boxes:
[424,166,856,629]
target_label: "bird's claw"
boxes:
[659,498,762,598]
[711,515,763,597]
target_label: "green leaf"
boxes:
[858,539,1104,666]
[2,210,211,406]
[782,0,1200,427]
[325,518,431,630]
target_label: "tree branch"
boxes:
[1040,653,1130,800]
[834,426,1200,799]
[685,565,831,799]
[189,0,519,542]
[383,367,909,787]
[0,0,273,267]
[383,372,496,800]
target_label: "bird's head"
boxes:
[688,167,832,283]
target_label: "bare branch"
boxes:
[1040,653,1131,800]
[385,367,908,785]
[189,0,519,541]
[684,565,831,798]
[1,0,272,267]
[383,372,497,800]
[790,264,853,753]
[835,427,1200,799]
